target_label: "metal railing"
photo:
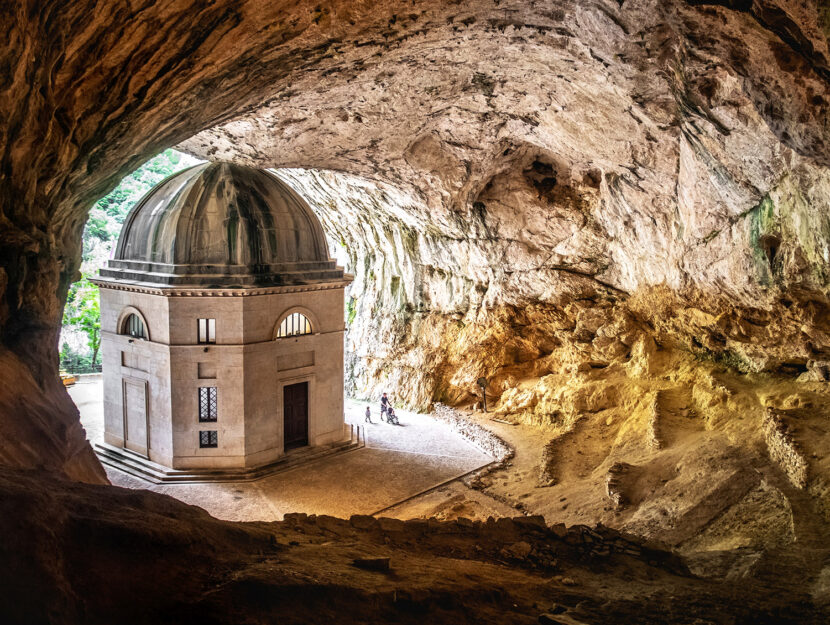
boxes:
[60,361,102,375]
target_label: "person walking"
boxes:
[380,392,389,422]
[364,405,373,424]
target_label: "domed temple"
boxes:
[92,162,355,478]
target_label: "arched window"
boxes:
[276,312,312,338]
[122,313,146,339]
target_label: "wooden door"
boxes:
[123,379,149,456]
[283,381,308,451]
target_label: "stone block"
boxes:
[550,523,567,538]
[349,514,378,530]
[352,557,390,571]
[403,519,427,535]
[502,541,533,559]
[513,515,546,530]
[315,515,349,534]
[377,517,406,533]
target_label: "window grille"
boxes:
[198,387,218,422]
[198,318,216,344]
[199,430,218,448]
[122,313,146,339]
[276,312,312,338]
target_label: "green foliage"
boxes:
[346,296,357,325]
[61,149,202,368]
[60,342,98,374]
[92,148,191,227]
[84,212,112,242]
[63,278,101,366]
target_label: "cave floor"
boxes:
[69,376,492,520]
[383,412,547,520]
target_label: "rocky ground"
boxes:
[2,467,827,625]
[56,342,830,621]
[381,347,830,609]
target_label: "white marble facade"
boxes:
[95,163,352,471]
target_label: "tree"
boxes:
[60,149,201,370]
[63,279,101,368]
[93,149,191,226]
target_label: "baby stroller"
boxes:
[386,408,400,425]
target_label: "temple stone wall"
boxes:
[240,288,349,463]
[99,285,348,470]
[100,288,174,465]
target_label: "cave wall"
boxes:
[277,162,830,410]
[198,0,830,408]
[0,0,828,479]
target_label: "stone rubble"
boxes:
[280,512,687,575]
[763,407,810,490]
[432,403,512,463]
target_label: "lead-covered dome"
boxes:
[99,162,345,287]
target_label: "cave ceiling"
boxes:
[180,0,830,308]
[180,0,830,410]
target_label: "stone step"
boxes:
[95,436,363,484]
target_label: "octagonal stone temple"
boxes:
[92,162,356,480]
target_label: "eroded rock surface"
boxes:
[181,1,830,409]
[1,1,829,619]
[178,3,830,574]
[1,467,826,624]
[1,0,827,480]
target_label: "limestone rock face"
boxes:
[0,1,827,480]
[180,0,830,406]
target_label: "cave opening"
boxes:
[3,1,830,622]
[65,152,502,519]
